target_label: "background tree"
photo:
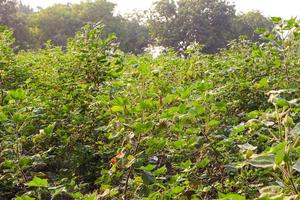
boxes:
[0,0,273,54]
[148,0,181,50]
[148,0,274,54]
[28,4,82,47]
[148,0,237,53]
[0,0,32,49]
[27,0,150,53]
[234,11,273,42]
[119,13,150,54]
[0,0,18,26]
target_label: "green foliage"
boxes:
[2,0,273,55]
[2,16,300,200]
[26,0,150,53]
[27,177,48,188]
[148,0,273,54]
[0,0,32,49]
[234,11,273,42]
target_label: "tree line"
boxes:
[0,0,273,54]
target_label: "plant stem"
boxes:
[123,75,145,199]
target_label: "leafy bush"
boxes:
[1,18,300,200]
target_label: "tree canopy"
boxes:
[148,0,272,53]
[0,0,273,54]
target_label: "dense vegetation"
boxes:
[1,15,300,199]
[1,0,272,54]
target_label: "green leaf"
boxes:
[140,164,156,171]
[256,78,269,89]
[26,177,48,188]
[275,150,285,165]
[180,160,192,169]
[0,112,7,122]
[171,186,185,194]
[138,64,150,75]
[133,121,153,134]
[193,103,205,115]
[172,139,185,149]
[1,160,15,168]
[270,17,282,23]
[84,193,97,200]
[269,142,287,166]
[12,112,25,122]
[109,188,119,196]
[180,88,191,99]
[16,195,35,200]
[72,192,84,199]
[125,155,136,168]
[19,156,32,167]
[246,110,260,119]
[275,99,289,107]
[219,193,245,200]
[142,171,155,185]
[294,32,300,40]
[44,123,56,135]
[111,106,123,113]
[207,120,220,128]
[270,142,287,154]
[9,89,26,100]
[255,28,267,34]
[231,125,246,134]
[286,18,297,28]
[197,158,209,168]
[153,166,167,176]
[249,154,275,168]
[146,137,166,154]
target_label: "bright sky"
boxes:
[22,0,300,19]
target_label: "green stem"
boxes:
[123,75,146,199]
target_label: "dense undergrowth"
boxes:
[1,18,300,200]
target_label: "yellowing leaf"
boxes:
[111,106,123,113]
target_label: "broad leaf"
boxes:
[16,195,35,200]
[249,154,275,168]
[83,193,97,200]
[219,193,245,200]
[142,171,155,185]
[140,164,156,171]
[259,186,283,199]
[26,177,48,188]
[171,186,185,194]
[111,106,123,113]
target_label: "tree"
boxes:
[148,0,180,50]
[148,0,237,53]
[28,4,81,47]
[0,0,17,26]
[119,13,150,54]
[0,0,33,49]
[19,2,34,14]
[27,0,149,53]
[148,0,274,54]
[234,11,273,42]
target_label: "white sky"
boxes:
[21,0,300,19]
